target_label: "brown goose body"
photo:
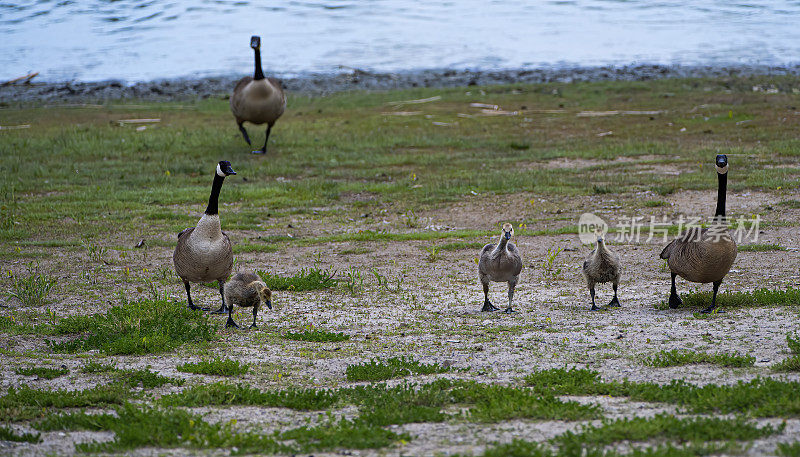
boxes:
[478,223,523,313]
[173,161,236,312]
[231,36,286,154]
[582,238,622,310]
[223,271,272,328]
[660,154,737,313]
[660,226,737,284]
[230,76,286,127]
[174,218,233,284]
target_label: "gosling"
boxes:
[223,272,272,328]
[478,223,523,313]
[582,236,622,311]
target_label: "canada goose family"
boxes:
[478,223,523,313]
[230,35,286,154]
[660,154,737,314]
[223,271,272,328]
[173,160,236,313]
[582,236,622,311]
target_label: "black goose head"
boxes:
[216,160,236,177]
[250,36,261,50]
[715,154,729,174]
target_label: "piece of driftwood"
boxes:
[1,72,38,86]
[0,124,32,130]
[387,95,441,107]
[116,118,161,126]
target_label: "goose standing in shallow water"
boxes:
[478,223,523,313]
[582,236,621,311]
[224,272,272,328]
[660,154,737,314]
[230,35,286,154]
[173,161,236,313]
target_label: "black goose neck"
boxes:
[714,172,727,219]
[205,174,225,215]
[253,48,265,80]
[498,237,509,250]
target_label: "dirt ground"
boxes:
[2,187,800,456]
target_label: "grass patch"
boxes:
[525,367,800,417]
[80,361,117,373]
[160,382,340,410]
[643,199,669,207]
[644,349,755,368]
[47,298,217,355]
[15,365,70,379]
[738,243,787,251]
[552,413,782,447]
[773,332,800,372]
[283,329,350,343]
[345,356,453,382]
[0,424,41,443]
[177,357,250,377]
[778,442,800,457]
[256,267,337,291]
[116,367,184,388]
[0,383,129,413]
[5,263,57,307]
[681,287,800,309]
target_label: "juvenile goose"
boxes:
[173,160,236,313]
[660,154,737,314]
[582,236,621,311]
[478,223,523,313]
[223,271,272,328]
[230,35,286,154]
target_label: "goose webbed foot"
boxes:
[590,304,601,311]
[187,303,210,312]
[607,297,621,308]
[251,148,266,155]
[700,305,723,314]
[502,307,515,314]
[668,293,683,309]
[249,323,258,329]
[211,305,228,315]
[481,300,499,312]
[226,316,240,328]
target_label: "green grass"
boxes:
[644,349,755,368]
[283,329,350,342]
[177,357,250,376]
[552,413,782,447]
[4,264,56,307]
[738,243,787,251]
[15,365,70,379]
[643,199,669,207]
[80,361,117,373]
[115,367,184,388]
[0,383,129,415]
[256,267,337,291]
[778,442,800,457]
[0,424,41,443]
[160,382,340,410]
[681,287,800,309]
[47,298,217,355]
[773,333,800,372]
[345,356,453,382]
[524,367,800,417]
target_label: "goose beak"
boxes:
[265,299,272,310]
[250,36,261,49]
[504,232,511,240]
[222,164,236,176]
[715,154,728,168]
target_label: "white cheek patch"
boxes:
[216,164,225,177]
[715,164,729,174]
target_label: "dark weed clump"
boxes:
[15,365,69,379]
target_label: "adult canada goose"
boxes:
[478,223,523,313]
[582,236,621,311]
[173,160,236,313]
[660,154,737,314]
[230,35,286,154]
[223,271,272,328]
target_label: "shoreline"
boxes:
[2,63,800,104]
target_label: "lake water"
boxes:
[2,0,800,83]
